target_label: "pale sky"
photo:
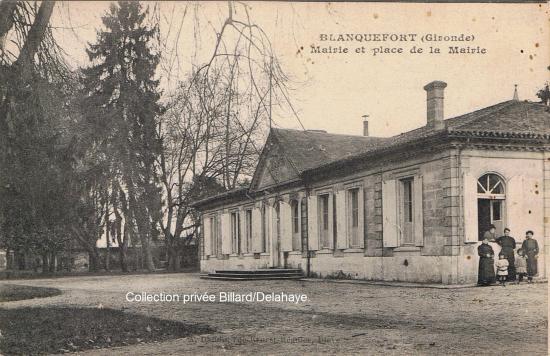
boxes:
[51,1,549,137]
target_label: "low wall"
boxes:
[201,247,545,284]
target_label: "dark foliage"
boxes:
[79,1,164,271]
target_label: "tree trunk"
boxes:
[15,1,55,78]
[72,227,101,272]
[166,245,179,272]
[0,1,17,51]
[142,235,155,272]
[105,207,111,271]
[5,248,13,270]
[119,244,128,272]
[48,251,56,272]
[41,253,49,274]
[88,250,100,272]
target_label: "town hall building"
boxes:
[193,81,549,285]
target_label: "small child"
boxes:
[495,254,509,286]
[515,249,528,284]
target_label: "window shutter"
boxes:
[463,172,479,243]
[414,176,424,246]
[239,210,246,253]
[221,212,232,254]
[217,216,222,255]
[358,188,365,248]
[382,179,398,247]
[327,193,334,249]
[251,207,262,252]
[336,190,348,249]
[265,204,273,253]
[507,175,524,240]
[308,195,319,250]
[280,201,293,251]
[203,217,211,256]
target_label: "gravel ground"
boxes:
[0,273,547,355]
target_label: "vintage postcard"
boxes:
[0,1,548,355]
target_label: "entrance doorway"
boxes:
[476,173,506,240]
[477,199,504,240]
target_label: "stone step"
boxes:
[200,274,303,281]
[209,272,302,279]
[214,269,302,275]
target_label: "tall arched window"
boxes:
[477,173,506,240]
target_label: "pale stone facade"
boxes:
[194,82,549,285]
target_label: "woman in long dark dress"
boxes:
[521,230,539,283]
[478,238,495,286]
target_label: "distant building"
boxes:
[193,81,549,284]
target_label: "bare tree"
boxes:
[155,2,293,270]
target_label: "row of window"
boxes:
[204,187,363,256]
[204,173,512,254]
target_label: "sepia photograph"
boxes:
[0,1,548,355]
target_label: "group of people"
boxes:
[478,226,539,286]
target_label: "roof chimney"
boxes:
[513,84,519,101]
[362,115,369,136]
[423,80,447,129]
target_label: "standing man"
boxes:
[521,230,539,283]
[496,228,516,281]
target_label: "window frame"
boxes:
[290,199,301,251]
[245,208,253,253]
[347,187,361,248]
[261,203,268,253]
[399,177,415,246]
[477,173,506,199]
[300,197,308,252]
[318,193,331,249]
[230,211,241,254]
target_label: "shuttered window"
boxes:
[319,194,330,248]
[230,212,240,254]
[245,209,252,253]
[291,200,300,251]
[348,188,360,247]
[210,216,218,256]
[300,198,308,252]
[261,205,268,253]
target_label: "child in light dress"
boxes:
[495,253,509,287]
[515,249,528,284]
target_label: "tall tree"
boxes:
[155,2,292,270]
[80,1,163,271]
[0,1,82,271]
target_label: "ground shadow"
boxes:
[0,306,214,355]
[0,284,61,302]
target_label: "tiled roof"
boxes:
[193,100,549,207]
[191,186,249,208]
[446,100,550,138]
[271,128,388,173]
[306,100,550,174]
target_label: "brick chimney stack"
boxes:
[423,81,447,129]
[362,115,369,136]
